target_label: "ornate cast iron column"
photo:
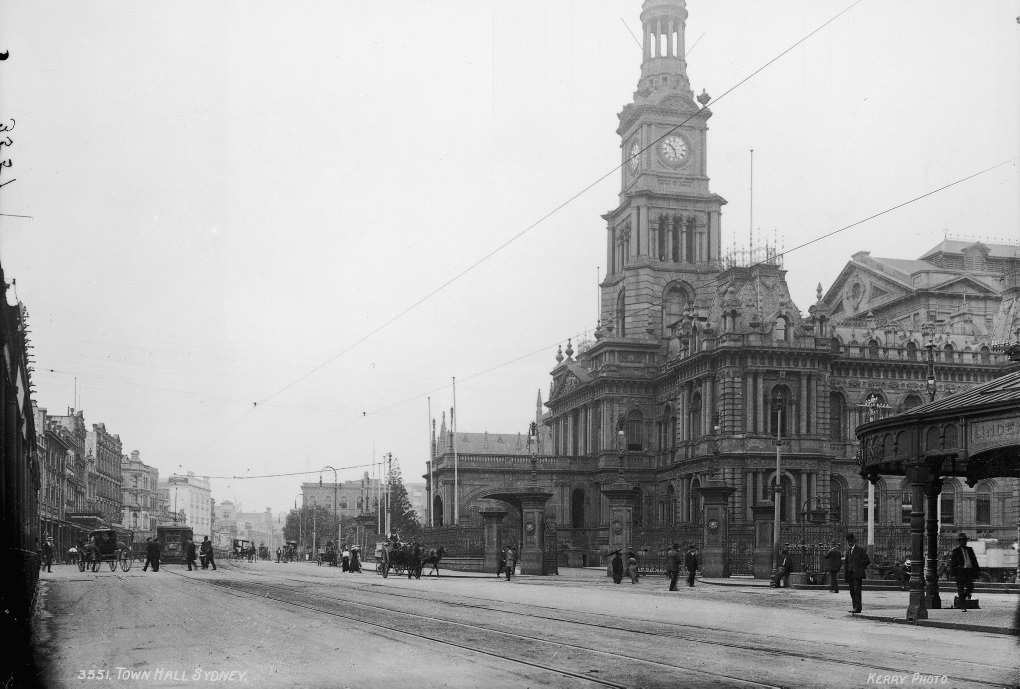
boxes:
[906,462,930,622]
[924,471,943,610]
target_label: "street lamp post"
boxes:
[294,494,303,557]
[321,466,340,551]
[770,393,783,587]
[528,422,539,483]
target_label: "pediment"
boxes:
[550,370,584,401]
[930,275,998,295]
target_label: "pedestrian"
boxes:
[342,547,350,572]
[824,542,842,593]
[41,537,54,573]
[505,545,517,580]
[185,539,198,571]
[665,543,680,591]
[626,549,639,584]
[844,532,870,614]
[498,547,506,578]
[350,547,361,573]
[684,544,699,587]
[611,550,623,584]
[778,548,793,588]
[201,536,217,570]
[950,532,981,611]
[142,537,154,572]
[276,547,282,563]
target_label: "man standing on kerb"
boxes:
[844,533,870,613]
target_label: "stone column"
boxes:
[697,480,735,577]
[906,463,930,622]
[479,509,508,576]
[925,475,943,610]
[517,491,553,576]
[601,479,637,564]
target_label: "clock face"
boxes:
[660,135,689,165]
[628,140,641,172]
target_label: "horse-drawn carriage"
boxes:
[375,541,445,579]
[232,539,253,561]
[78,528,133,572]
[317,542,338,567]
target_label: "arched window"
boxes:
[829,477,846,524]
[940,483,955,525]
[690,324,700,353]
[906,341,918,361]
[616,290,627,337]
[979,346,991,365]
[432,496,444,527]
[774,317,788,342]
[662,285,688,337]
[666,484,676,525]
[626,411,644,451]
[689,393,702,441]
[868,340,880,358]
[657,214,668,260]
[689,477,702,522]
[943,344,954,363]
[829,393,845,441]
[670,217,681,262]
[571,488,585,528]
[902,394,924,411]
[976,483,991,524]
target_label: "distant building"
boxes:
[86,423,123,526]
[301,471,384,521]
[213,500,283,552]
[405,482,427,522]
[158,472,212,539]
[120,450,160,541]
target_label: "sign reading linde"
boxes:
[970,415,1020,451]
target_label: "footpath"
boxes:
[440,565,1019,636]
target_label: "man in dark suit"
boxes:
[185,539,198,571]
[844,533,870,613]
[684,544,699,587]
[665,544,680,591]
[950,532,981,611]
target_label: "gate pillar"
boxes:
[601,480,636,560]
[479,509,508,576]
[517,492,553,576]
[752,502,776,578]
[697,481,735,577]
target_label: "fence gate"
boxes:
[725,523,756,576]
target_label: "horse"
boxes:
[420,546,446,577]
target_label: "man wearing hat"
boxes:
[950,532,981,610]
[665,544,681,591]
[684,544,699,587]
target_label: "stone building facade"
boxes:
[120,450,161,541]
[85,422,123,526]
[425,0,1019,574]
[159,472,212,539]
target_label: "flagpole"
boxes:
[427,396,434,528]
[452,377,458,526]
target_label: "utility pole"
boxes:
[385,453,393,538]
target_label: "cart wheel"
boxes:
[120,549,132,572]
[381,562,388,578]
[78,558,85,573]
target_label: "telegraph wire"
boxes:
[252,0,864,412]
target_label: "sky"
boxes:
[1,1,1017,520]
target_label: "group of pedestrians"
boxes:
[664,544,699,590]
[185,536,217,571]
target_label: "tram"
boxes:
[156,524,194,565]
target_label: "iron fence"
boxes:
[421,525,484,557]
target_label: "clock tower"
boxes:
[604,0,726,339]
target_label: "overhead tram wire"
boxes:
[249,0,865,413]
[175,1,870,466]
[619,158,1017,327]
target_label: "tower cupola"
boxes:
[638,0,693,99]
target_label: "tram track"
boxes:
[226,567,1016,683]
[170,567,1010,688]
